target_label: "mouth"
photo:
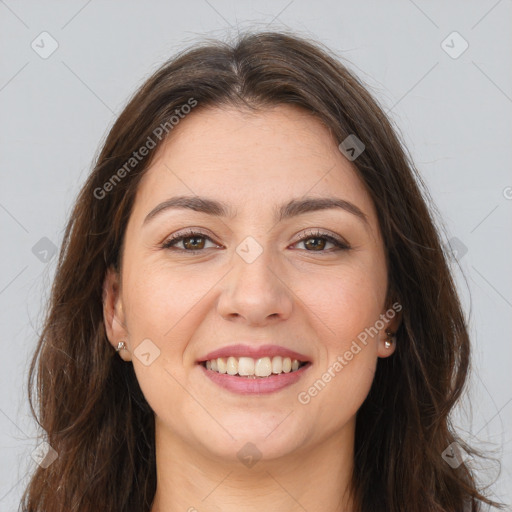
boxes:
[196,344,312,394]
[200,356,310,378]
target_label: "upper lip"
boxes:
[198,344,311,363]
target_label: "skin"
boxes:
[103,104,401,512]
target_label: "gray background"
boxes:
[1,0,511,509]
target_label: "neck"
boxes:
[149,418,356,512]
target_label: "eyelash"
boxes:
[160,228,351,254]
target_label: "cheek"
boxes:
[295,258,386,348]
[124,260,215,346]
[124,263,212,427]
[294,259,384,422]
[302,351,377,440]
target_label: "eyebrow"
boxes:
[142,195,369,226]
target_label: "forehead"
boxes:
[132,105,378,227]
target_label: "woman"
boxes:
[21,31,505,512]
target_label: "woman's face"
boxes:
[103,104,399,463]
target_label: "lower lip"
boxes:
[198,363,311,394]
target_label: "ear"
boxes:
[102,265,131,361]
[377,300,402,359]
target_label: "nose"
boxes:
[216,242,293,327]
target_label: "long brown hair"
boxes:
[21,30,506,512]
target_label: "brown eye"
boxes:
[162,230,218,252]
[303,237,328,251]
[181,235,206,250]
[161,229,350,254]
[294,230,350,252]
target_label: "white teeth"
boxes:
[255,357,272,377]
[217,357,227,374]
[204,355,305,377]
[226,356,238,375]
[272,356,282,374]
[238,357,254,376]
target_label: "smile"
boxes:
[202,356,308,377]
[197,343,312,394]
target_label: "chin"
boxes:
[194,416,308,463]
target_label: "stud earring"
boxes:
[116,341,127,352]
[384,330,395,349]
